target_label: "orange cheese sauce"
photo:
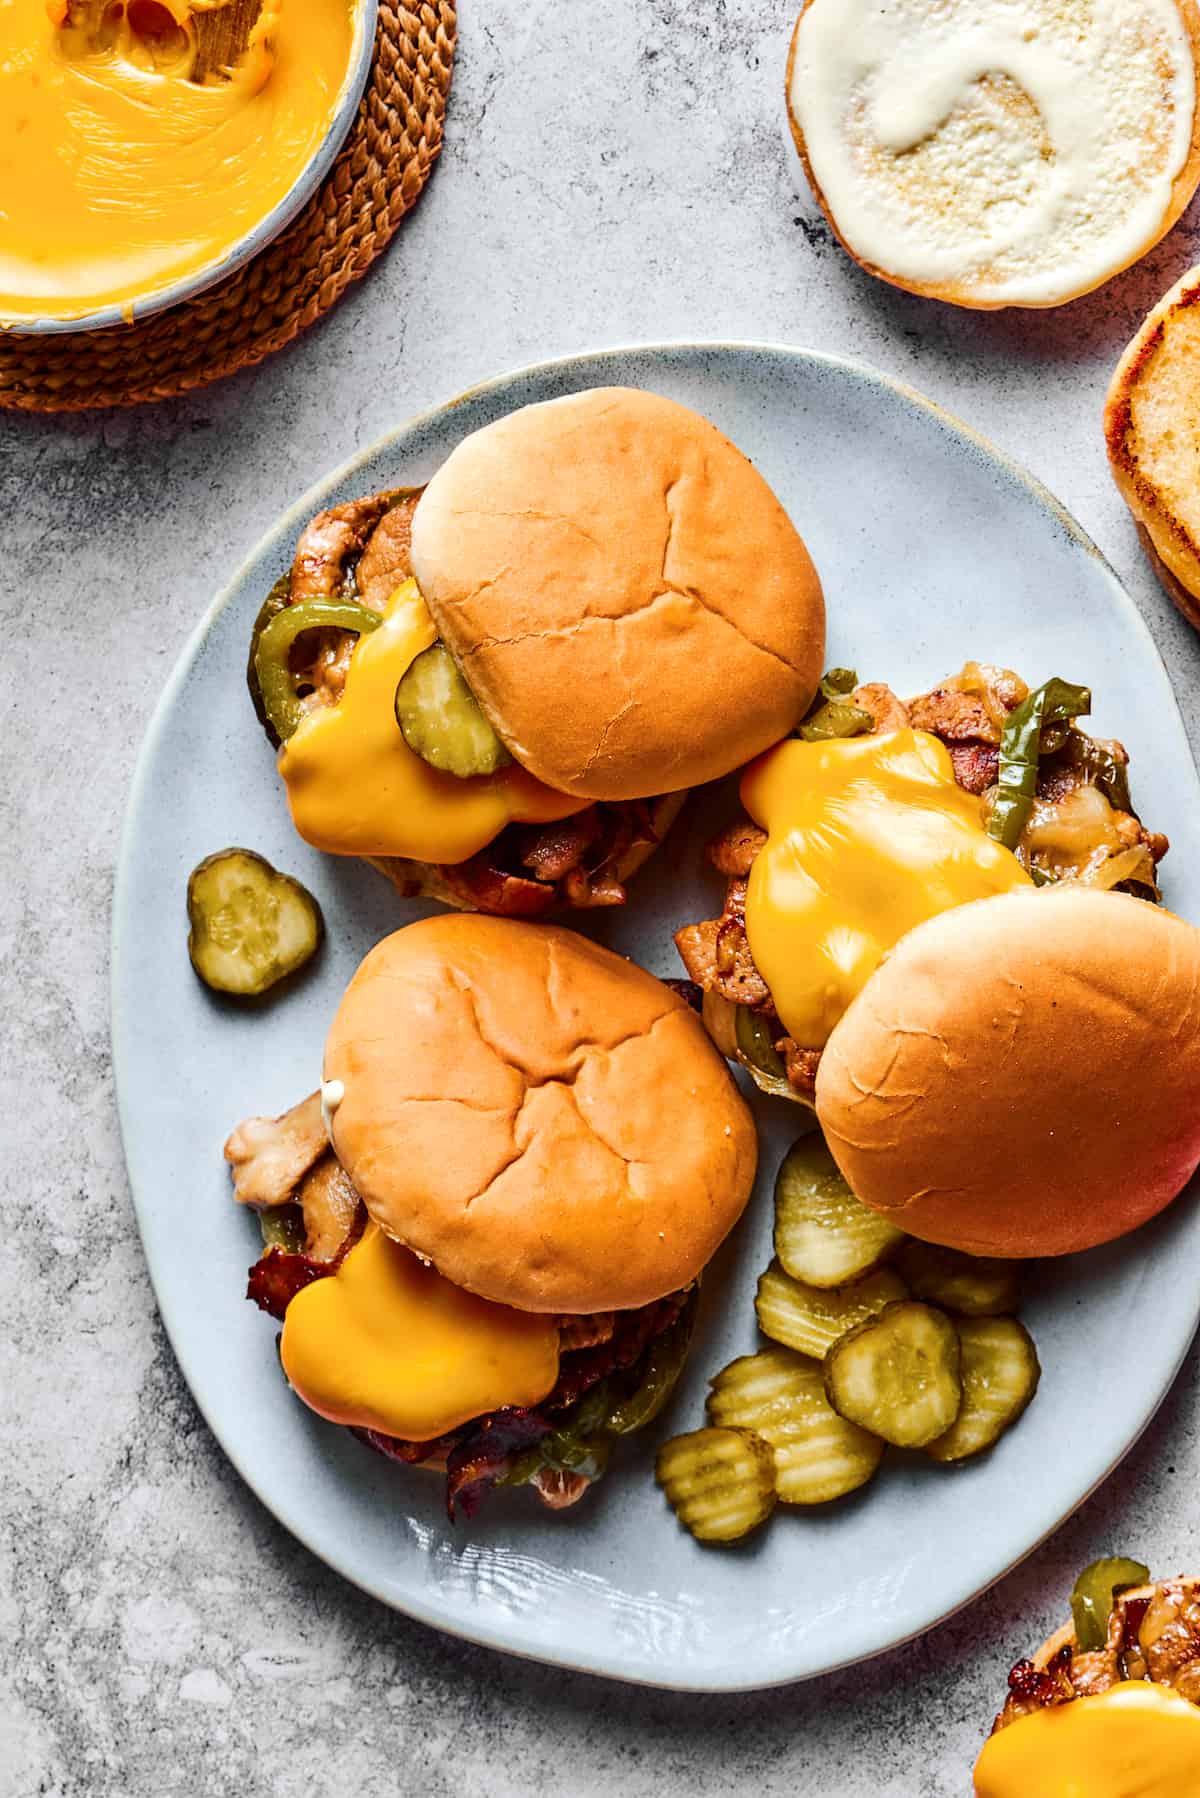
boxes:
[0,0,357,326]
[973,1683,1200,1796]
[281,1223,561,1443]
[279,583,586,863]
[742,729,1030,1048]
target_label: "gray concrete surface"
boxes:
[4,3,1200,1793]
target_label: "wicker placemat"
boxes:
[0,1,456,413]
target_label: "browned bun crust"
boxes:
[814,888,1200,1257]
[785,1,1200,312]
[1106,268,1200,628]
[410,388,825,802]
[324,915,758,1312]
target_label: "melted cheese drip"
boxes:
[281,1222,561,1442]
[973,1683,1200,1796]
[0,0,357,326]
[279,584,585,862]
[742,730,1031,1049]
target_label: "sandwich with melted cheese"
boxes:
[224,914,757,1517]
[974,1561,1200,1796]
[676,663,1168,1106]
[249,387,825,915]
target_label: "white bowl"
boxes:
[14,0,378,337]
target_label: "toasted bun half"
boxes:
[786,0,1200,310]
[324,914,758,1313]
[410,388,825,802]
[1106,266,1200,629]
[814,888,1200,1257]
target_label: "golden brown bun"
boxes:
[324,914,758,1313]
[814,888,1200,1257]
[1107,269,1200,628]
[786,0,1200,311]
[410,388,825,802]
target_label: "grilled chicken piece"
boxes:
[224,1091,327,1210]
[296,1154,362,1263]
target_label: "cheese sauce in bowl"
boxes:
[0,0,375,331]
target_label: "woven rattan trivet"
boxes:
[0,1,456,413]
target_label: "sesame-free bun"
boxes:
[409,388,825,802]
[324,914,758,1313]
[1106,266,1200,630]
[814,888,1200,1257]
[786,0,1200,310]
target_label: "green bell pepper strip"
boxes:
[796,668,874,743]
[605,1295,698,1436]
[987,678,1092,851]
[253,598,383,743]
[1070,1556,1150,1653]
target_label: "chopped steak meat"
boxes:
[354,494,421,611]
[224,1092,328,1210]
[707,819,767,878]
[516,809,601,882]
[296,1154,363,1263]
[947,741,1000,795]
[778,1038,820,1100]
[852,682,909,733]
[291,495,396,603]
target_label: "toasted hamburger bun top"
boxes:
[409,387,825,802]
[324,914,758,1313]
[786,0,1200,310]
[1107,265,1200,625]
[814,887,1200,1257]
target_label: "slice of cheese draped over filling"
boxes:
[741,730,1031,1049]
[973,1683,1200,1797]
[280,1222,561,1443]
[0,0,357,325]
[279,583,586,863]
[789,0,1197,305]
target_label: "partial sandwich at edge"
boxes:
[974,1562,1200,1796]
[224,914,758,1519]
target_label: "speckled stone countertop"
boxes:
[4,4,1200,1794]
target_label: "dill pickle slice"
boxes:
[259,1203,306,1255]
[707,1348,883,1505]
[824,1301,961,1449]
[246,574,293,748]
[774,1136,906,1287]
[924,1317,1040,1463]
[1070,1557,1151,1653]
[187,849,322,996]
[755,1260,907,1360]
[394,642,512,778]
[893,1240,1019,1317]
[655,1427,777,1543]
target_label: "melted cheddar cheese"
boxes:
[973,1684,1200,1796]
[742,729,1030,1048]
[281,1223,561,1442]
[279,584,585,862]
[0,0,357,326]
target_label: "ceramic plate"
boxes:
[113,344,1200,1691]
